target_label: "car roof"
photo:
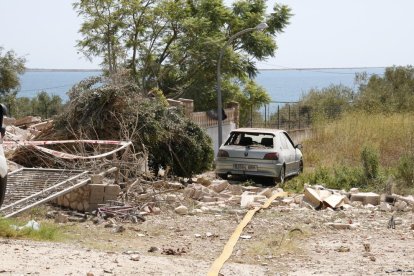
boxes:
[231,128,285,135]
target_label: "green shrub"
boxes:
[394,154,414,194]
[361,145,380,180]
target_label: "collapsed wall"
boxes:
[54,175,121,212]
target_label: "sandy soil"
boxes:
[0,192,413,275]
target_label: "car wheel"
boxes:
[217,173,228,180]
[277,166,285,184]
[0,175,7,208]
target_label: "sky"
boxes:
[0,0,413,70]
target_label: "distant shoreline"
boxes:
[26,68,102,72]
[25,66,386,73]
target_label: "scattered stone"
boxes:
[370,256,376,262]
[196,177,212,186]
[335,245,350,252]
[130,255,140,261]
[350,192,380,206]
[148,246,159,253]
[113,225,125,233]
[194,234,202,238]
[325,223,351,230]
[324,194,346,209]
[54,213,69,223]
[380,202,392,212]
[363,242,371,252]
[303,187,322,209]
[240,192,255,209]
[240,235,252,240]
[394,201,408,211]
[410,224,414,230]
[174,205,188,215]
[349,188,359,194]
[259,188,273,198]
[210,180,229,193]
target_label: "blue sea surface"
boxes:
[255,67,385,102]
[18,70,102,101]
[17,68,385,102]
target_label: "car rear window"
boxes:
[225,132,274,148]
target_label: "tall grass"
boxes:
[304,111,414,168]
[285,112,414,192]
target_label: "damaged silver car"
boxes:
[215,128,303,184]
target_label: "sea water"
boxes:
[17,68,385,102]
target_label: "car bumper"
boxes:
[215,158,282,178]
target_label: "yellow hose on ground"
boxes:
[207,191,287,276]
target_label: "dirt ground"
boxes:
[1,186,414,276]
[0,197,414,275]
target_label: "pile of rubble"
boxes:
[302,184,414,212]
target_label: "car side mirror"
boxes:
[295,144,303,150]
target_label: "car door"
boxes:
[282,132,301,173]
[277,133,295,174]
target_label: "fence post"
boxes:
[277,105,280,129]
[288,104,291,130]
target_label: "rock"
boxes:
[349,188,359,194]
[240,235,252,240]
[318,190,333,201]
[210,180,229,193]
[241,186,261,193]
[350,192,380,206]
[259,188,273,198]
[281,197,295,205]
[363,242,371,252]
[130,255,140,261]
[228,185,243,195]
[303,187,322,209]
[325,223,351,230]
[196,177,211,186]
[201,196,218,202]
[380,202,392,212]
[410,224,414,230]
[174,205,188,215]
[54,213,69,223]
[148,246,159,253]
[323,194,346,209]
[294,195,303,204]
[240,192,255,208]
[394,200,408,211]
[183,187,195,198]
[335,245,350,252]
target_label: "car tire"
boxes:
[277,166,285,184]
[0,175,7,208]
[217,173,228,180]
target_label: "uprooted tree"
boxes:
[11,75,214,177]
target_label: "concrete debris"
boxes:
[174,205,188,215]
[350,192,380,206]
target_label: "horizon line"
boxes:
[26,66,387,72]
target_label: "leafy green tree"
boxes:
[74,0,291,112]
[354,66,414,113]
[73,0,125,73]
[0,47,26,97]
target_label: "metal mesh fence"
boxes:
[243,101,343,130]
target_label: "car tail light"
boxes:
[217,150,229,157]
[263,152,279,160]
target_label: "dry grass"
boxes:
[304,112,414,168]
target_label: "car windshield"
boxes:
[225,132,274,148]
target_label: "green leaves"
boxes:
[0,47,26,96]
